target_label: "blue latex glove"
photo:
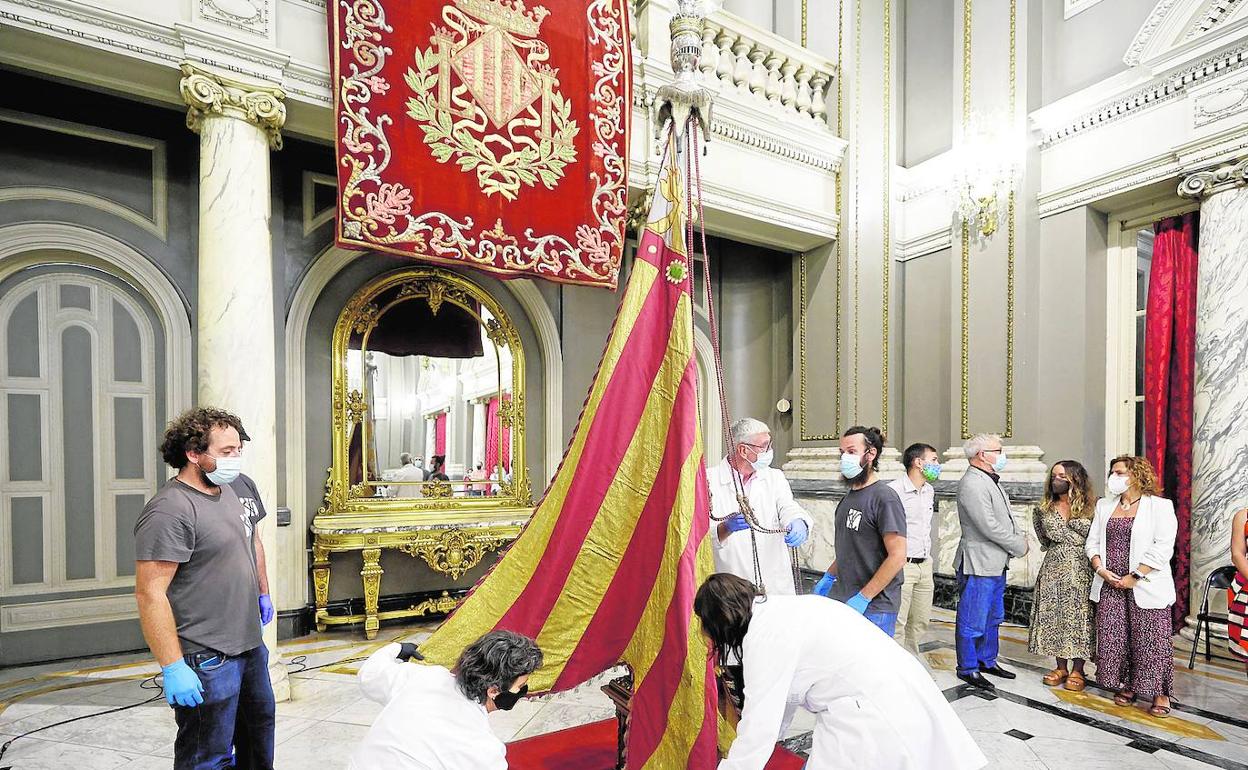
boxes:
[722,513,749,534]
[812,573,836,596]
[784,519,809,547]
[847,592,871,614]
[161,659,204,708]
[259,594,275,625]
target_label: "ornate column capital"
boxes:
[1178,157,1248,199]
[178,62,286,149]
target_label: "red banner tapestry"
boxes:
[330,0,631,289]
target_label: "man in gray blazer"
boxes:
[954,433,1028,690]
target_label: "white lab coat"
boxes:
[347,643,507,770]
[720,596,987,770]
[710,459,812,595]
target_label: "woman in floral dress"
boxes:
[1029,460,1095,691]
[1086,456,1177,718]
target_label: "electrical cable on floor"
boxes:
[0,675,165,764]
[0,648,379,764]
[285,653,369,674]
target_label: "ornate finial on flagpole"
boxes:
[654,0,714,147]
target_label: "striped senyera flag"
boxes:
[418,129,721,767]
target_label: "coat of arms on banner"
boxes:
[331,0,630,289]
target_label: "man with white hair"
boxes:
[387,451,427,498]
[710,418,812,595]
[954,433,1028,690]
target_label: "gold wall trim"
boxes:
[959,0,972,440]
[1005,0,1017,439]
[881,0,892,436]
[852,0,863,422]
[958,0,1016,440]
[798,0,844,442]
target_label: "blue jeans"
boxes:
[864,611,898,637]
[955,570,1006,675]
[173,644,275,770]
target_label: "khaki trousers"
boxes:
[895,559,934,656]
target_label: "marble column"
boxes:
[425,415,437,461]
[1179,158,1248,634]
[180,62,289,700]
[472,400,488,467]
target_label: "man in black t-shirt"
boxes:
[135,407,276,770]
[812,426,908,637]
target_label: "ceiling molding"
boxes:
[1037,39,1248,147]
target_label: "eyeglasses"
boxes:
[740,442,771,452]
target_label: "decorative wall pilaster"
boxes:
[1179,158,1248,635]
[180,61,288,699]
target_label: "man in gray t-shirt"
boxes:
[829,480,908,613]
[134,407,276,770]
[135,474,266,655]
[812,426,909,638]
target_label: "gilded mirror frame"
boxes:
[320,267,532,524]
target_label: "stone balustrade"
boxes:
[695,12,835,126]
[630,2,837,128]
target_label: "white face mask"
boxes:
[750,449,774,472]
[840,453,865,479]
[205,455,242,485]
[1107,473,1130,497]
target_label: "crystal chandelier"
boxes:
[950,113,1020,242]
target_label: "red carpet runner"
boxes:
[507,719,805,769]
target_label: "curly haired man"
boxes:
[134,407,276,770]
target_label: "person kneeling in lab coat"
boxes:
[696,574,987,770]
[348,630,542,770]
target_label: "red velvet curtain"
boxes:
[1144,211,1198,632]
[435,412,447,456]
[485,395,512,475]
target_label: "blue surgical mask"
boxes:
[840,453,865,479]
[205,455,242,486]
[991,452,1008,473]
[751,449,774,472]
[921,462,942,482]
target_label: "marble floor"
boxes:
[1,609,1246,769]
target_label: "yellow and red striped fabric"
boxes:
[419,132,720,768]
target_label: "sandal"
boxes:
[1063,671,1086,692]
[1150,700,1171,718]
[1042,669,1068,686]
[1113,690,1135,706]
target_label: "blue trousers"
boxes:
[173,644,275,770]
[864,611,898,637]
[955,570,1006,676]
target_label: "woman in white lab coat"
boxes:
[348,630,540,770]
[695,574,987,770]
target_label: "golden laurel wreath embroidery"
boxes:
[403,1,580,202]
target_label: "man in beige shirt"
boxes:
[888,442,940,655]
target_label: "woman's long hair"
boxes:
[1040,459,1095,520]
[694,574,762,665]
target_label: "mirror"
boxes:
[323,268,530,518]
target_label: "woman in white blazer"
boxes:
[1085,455,1178,718]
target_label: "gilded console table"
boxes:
[311,519,526,638]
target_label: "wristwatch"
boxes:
[1129,570,1146,582]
